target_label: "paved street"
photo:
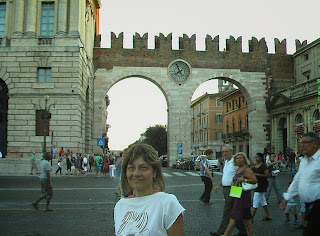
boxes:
[0,168,303,236]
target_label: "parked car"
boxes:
[159,155,168,167]
[194,155,221,171]
[172,157,187,169]
[181,156,197,170]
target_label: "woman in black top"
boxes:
[251,153,272,221]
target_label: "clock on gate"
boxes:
[168,60,191,84]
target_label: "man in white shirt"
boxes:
[280,132,320,236]
[211,145,247,236]
[32,152,53,211]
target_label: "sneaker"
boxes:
[293,220,298,225]
[284,219,289,223]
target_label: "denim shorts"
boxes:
[96,166,102,172]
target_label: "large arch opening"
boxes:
[106,77,168,152]
[190,78,252,160]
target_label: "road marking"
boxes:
[185,172,200,176]
[162,173,172,177]
[172,172,186,176]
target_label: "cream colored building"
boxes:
[0,0,102,158]
[220,89,250,157]
[191,91,229,157]
[267,38,319,155]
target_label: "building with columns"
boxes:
[267,38,319,156]
[0,0,101,158]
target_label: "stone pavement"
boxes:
[0,168,304,236]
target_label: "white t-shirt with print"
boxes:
[114,192,185,236]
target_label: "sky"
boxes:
[99,0,319,150]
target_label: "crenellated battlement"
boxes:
[108,32,306,55]
[249,37,268,53]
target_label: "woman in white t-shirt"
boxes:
[114,143,185,236]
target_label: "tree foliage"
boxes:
[143,124,167,156]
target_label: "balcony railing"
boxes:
[275,78,317,100]
[38,37,53,45]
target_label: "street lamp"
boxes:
[34,96,54,163]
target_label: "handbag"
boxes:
[242,182,258,191]
[229,181,243,198]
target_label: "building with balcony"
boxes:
[0,0,102,158]
[191,91,228,157]
[267,38,320,156]
[220,89,250,157]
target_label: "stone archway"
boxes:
[94,66,268,163]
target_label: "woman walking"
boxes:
[251,153,272,221]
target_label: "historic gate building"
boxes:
[0,0,308,166]
[93,33,301,163]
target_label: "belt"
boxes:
[222,186,231,188]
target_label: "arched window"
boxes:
[313,109,320,121]
[296,114,304,124]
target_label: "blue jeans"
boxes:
[289,163,296,175]
[266,177,283,202]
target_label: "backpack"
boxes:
[98,157,103,165]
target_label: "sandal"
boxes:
[262,217,272,221]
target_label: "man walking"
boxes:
[199,149,214,204]
[287,148,296,176]
[280,132,320,235]
[95,153,103,177]
[211,145,247,236]
[30,152,39,175]
[32,152,53,211]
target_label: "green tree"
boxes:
[143,125,167,156]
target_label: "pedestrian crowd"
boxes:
[29,132,319,236]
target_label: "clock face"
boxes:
[168,60,191,83]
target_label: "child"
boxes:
[284,182,298,225]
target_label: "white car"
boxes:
[194,155,221,171]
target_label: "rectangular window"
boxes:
[0,3,6,36]
[304,54,309,61]
[38,68,51,83]
[216,114,222,123]
[216,99,221,107]
[36,110,50,136]
[303,71,310,81]
[216,131,222,141]
[40,2,54,36]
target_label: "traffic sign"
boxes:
[177,142,182,148]
[97,138,105,146]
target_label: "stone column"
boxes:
[167,100,192,166]
[26,0,36,35]
[13,0,25,35]
[69,0,80,36]
[57,0,68,35]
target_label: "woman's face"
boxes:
[255,155,262,163]
[126,156,156,197]
[235,155,245,167]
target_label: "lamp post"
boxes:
[40,95,54,162]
